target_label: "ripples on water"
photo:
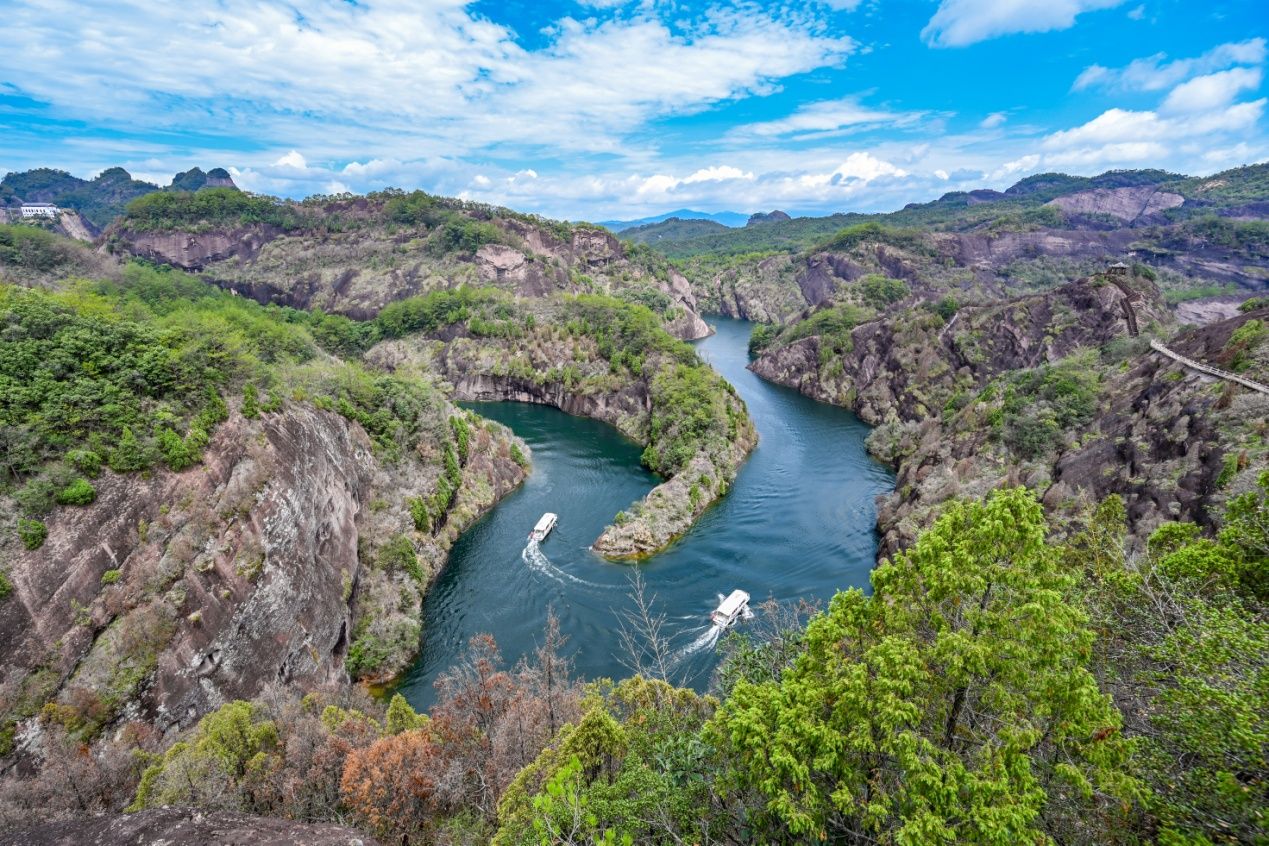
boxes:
[398,317,895,710]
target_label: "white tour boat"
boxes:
[711,589,750,628]
[529,512,558,542]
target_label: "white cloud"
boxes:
[1073,38,1266,92]
[274,150,307,169]
[979,112,1007,129]
[1045,141,1169,167]
[1161,67,1262,114]
[682,166,755,183]
[0,1,854,161]
[733,96,922,139]
[922,0,1124,48]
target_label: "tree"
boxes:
[340,728,442,842]
[710,488,1137,843]
[384,693,428,736]
[242,383,260,420]
[108,426,146,473]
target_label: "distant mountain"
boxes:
[0,166,238,231]
[629,164,1269,260]
[746,210,791,226]
[620,216,732,246]
[601,208,750,231]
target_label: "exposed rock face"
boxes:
[0,400,528,751]
[747,275,1269,555]
[2,807,379,846]
[1047,186,1184,222]
[109,203,712,340]
[0,407,373,740]
[694,222,1268,325]
[54,211,95,242]
[752,275,1167,423]
[747,210,791,226]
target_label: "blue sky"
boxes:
[1,0,1266,219]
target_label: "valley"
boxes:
[0,163,1266,845]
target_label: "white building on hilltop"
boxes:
[20,203,59,219]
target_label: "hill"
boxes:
[0,166,239,231]
[600,208,748,231]
[106,187,714,339]
[635,164,1269,261]
[619,215,731,245]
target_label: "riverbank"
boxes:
[399,317,894,709]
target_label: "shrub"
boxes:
[242,383,260,419]
[856,274,910,309]
[17,518,47,550]
[378,535,424,584]
[66,449,103,478]
[109,426,147,473]
[55,478,96,506]
[101,569,122,585]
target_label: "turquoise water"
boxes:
[399,317,895,709]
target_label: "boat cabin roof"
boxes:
[534,513,558,532]
[716,590,750,617]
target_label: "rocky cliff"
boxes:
[751,274,1168,422]
[750,274,1269,553]
[108,196,712,340]
[691,218,1268,323]
[0,398,527,756]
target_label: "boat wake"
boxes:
[522,541,603,588]
[673,624,724,663]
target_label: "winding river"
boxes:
[399,317,895,710]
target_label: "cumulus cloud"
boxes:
[1160,67,1262,113]
[1043,59,1266,171]
[1073,38,1266,92]
[274,150,307,169]
[922,0,1124,48]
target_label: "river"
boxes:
[398,317,895,710]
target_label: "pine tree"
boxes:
[109,426,146,473]
[242,383,260,420]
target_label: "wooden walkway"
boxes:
[1149,339,1269,395]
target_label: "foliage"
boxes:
[1072,488,1269,843]
[711,488,1137,843]
[341,728,443,839]
[54,477,95,506]
[1225,318,1266,371]
[123,188,307,231]
[0,225,78,273]
[17,517,46,550]
[641,364,731,476]
[855,273,910,309]
[994,353,1102,459]
[130,700,279,811]
[0,265,319,498]
[759,302,873,361]
[384,693,428,736]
